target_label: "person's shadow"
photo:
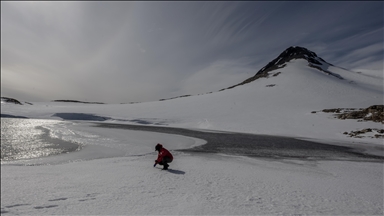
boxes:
[167,169,185,175]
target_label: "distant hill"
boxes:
[52,100,105,104]
[1,97,23,105]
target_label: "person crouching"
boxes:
[154,143,173,170]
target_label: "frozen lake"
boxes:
[1,118,79,161]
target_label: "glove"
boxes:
[154,163,157,167]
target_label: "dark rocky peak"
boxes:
[222,46,341,91]
[256,46,331,76]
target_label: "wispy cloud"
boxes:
[180,58,257,95]
[1,1,382,103]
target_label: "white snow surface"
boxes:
[2,153,383,215]
[1,59,384,215]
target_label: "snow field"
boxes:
[1,152,383,215]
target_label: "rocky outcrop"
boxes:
[319,105,384,139]
[344,128,384,139]
[1,97,23,105]
[52,100,105,104]
[221,71,281,91]
[322,105,384,124]
[159,95,192,101]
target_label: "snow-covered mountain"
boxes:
[1,46,383,145]
[224,46,343,90]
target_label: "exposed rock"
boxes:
[272,72,281,77]
[338,111,366,120]
[255,46,332,76]
[344,128,384,139]
[321,105,384,124]
[309,64,343,79]
[159,94,192,101]
[322,108,342,113]
[222,70,271,91]
[321,105,383,139]
[1,97,23,105]
[52,100,105,104]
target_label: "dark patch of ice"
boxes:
[1,114,28,119]
[129,119,156,125]
[52,113,111,121]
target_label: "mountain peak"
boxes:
[222,46,341,91]
[256,46,331,76]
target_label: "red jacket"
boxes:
[155,147,173,163]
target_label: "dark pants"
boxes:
[158,156,172,166]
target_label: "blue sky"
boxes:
[1,1,383,103]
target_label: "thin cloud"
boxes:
[137,44,146,53]
[1,1,382,103]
